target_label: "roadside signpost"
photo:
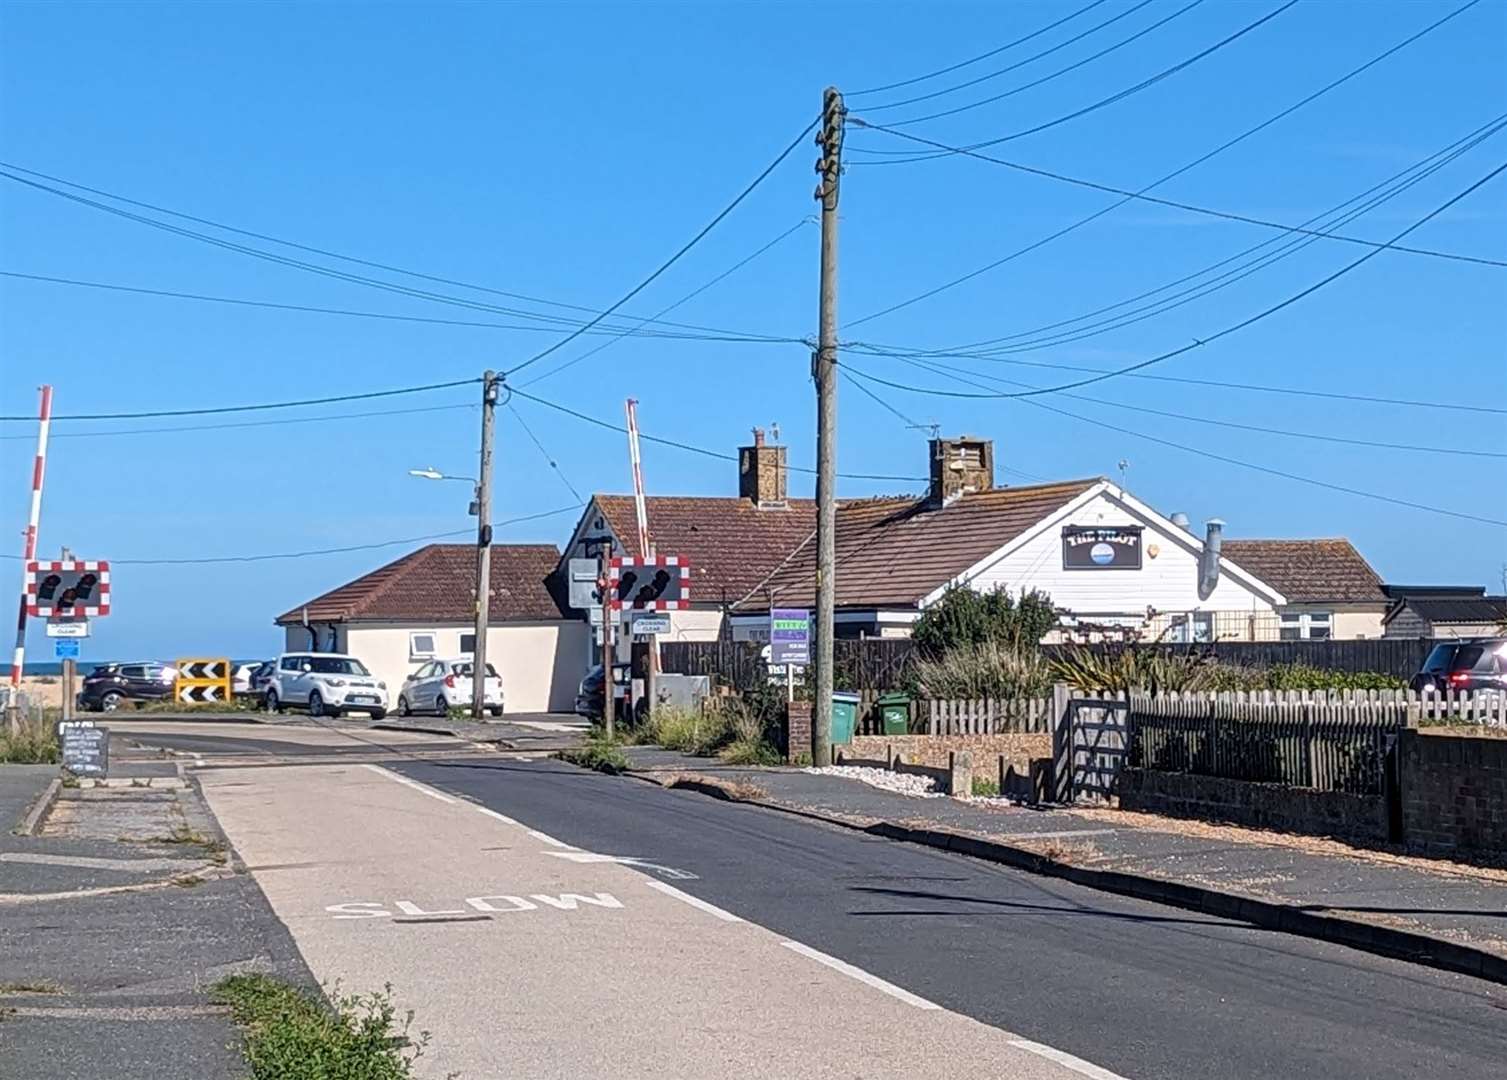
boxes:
[770,608,811,701]
[175,657,233,704]
[53,638,80,660]
[45,619,90,638]
[58,720,108,777]
[25,560,110,618]
[608,556,691,719]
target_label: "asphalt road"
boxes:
[392,756,1507,1080]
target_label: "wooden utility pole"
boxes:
[601,550,616,740]
[812,86,844,767]
[472,371,499,720]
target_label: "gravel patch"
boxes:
[803,765,943,797]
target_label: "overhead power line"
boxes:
[843,0,1493,327]
[0,402,477,441]
[891,353,1507,459]
[0,160,790,343]
[843,158,1507,403]
[0,505,585,565]
[507,387,926,484]
[847,0,1112,97]
[844,365,1505,529]
[0,269,797,344]
[867,0,1206,124]
[501,117,820,377]
[519,216,815,387]
[0,377,479,423]
[875,113,1506,357]
[505,401,586,504]
[855,0,1165,115]
[845,345,1505,416]
[866,0,1298,142]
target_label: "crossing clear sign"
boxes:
[46,619,90,638]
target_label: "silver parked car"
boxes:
[397,657,504,717]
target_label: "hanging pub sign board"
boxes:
[1062,526,1143,570]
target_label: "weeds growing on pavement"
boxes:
[214,974,432,1080]
[970,777,1000,797]
[558,737,629,774]
[0,981,64,996]
[718,738,781,765]
[140,697,262,714]
[0,715,59,764]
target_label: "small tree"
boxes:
[912,585,1057,655]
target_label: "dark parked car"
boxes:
[574,665,604,720]
[78,661,176,712]
[1410,638,1507,695]
[243,660,276,703]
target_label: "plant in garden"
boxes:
[912,585,1057,654]
[0,715,59,764]
[913,640,1052,700]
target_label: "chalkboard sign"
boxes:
[58,722,109,777]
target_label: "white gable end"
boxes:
[951,486,1282,619]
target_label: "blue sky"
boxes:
[2,0,1504,661]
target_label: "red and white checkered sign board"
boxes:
[607,555,691,611]
[26,560,111,618]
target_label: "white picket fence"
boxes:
[915,687,1505,738]
[925,696,1054,735]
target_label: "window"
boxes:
[460,633,477,654]
[307,657,370,676]
[120,664,147,679]
[409,631,438,660]
[1192,612,1214,644]
[457,662,500,678]
[280,656,302,672]
[1281,611,1333,640]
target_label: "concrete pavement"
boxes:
[198,759,1108,1080]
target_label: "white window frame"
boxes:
[1280,611,1332,640]
[408,631,438,660]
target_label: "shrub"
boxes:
[912,585,1057,654]
[642,705,732,756]
[0,716,59,764]
[1048,646,1405,694]
[913,640,1052,700]
[213,974,427,1080]
[970,776,1000,797]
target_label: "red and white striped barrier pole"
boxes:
[8,385,53,713]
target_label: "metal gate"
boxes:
[1069,694,1128,803]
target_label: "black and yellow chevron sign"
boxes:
[175,657,232,704]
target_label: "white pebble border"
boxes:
[803,764,944,798]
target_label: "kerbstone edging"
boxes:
[626,767,1507,988]
[16,777,61,836]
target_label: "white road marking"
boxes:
[527,829,572,848]
[645,880,743,922]
[473,805,520,826]
[546,851,698,880]
[779,941,940,1010]
[1007,1039,1130,1080]
[361,764,454,803]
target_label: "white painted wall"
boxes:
[292,621,589,714]
[963,490,1277,621]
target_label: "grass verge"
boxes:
[718,738,781,766]
[213,974,430,1080]
[0,716,59,764]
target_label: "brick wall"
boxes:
[1399,729,1507,858]
[1118,768,1390,844]
[848,733,1050,784]
[784,702,811,764]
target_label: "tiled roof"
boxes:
[736,479,1101,611]
[593,494,820,604]
[1390,595,1507,626]
[275,544,569,624]
[1221,539,1386,604]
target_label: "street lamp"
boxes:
[408,467,480,516]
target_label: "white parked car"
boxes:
[265,653,388,719]
[397,657,504,717]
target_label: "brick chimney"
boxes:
[929,436,994,506]
[739,427,788,508]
